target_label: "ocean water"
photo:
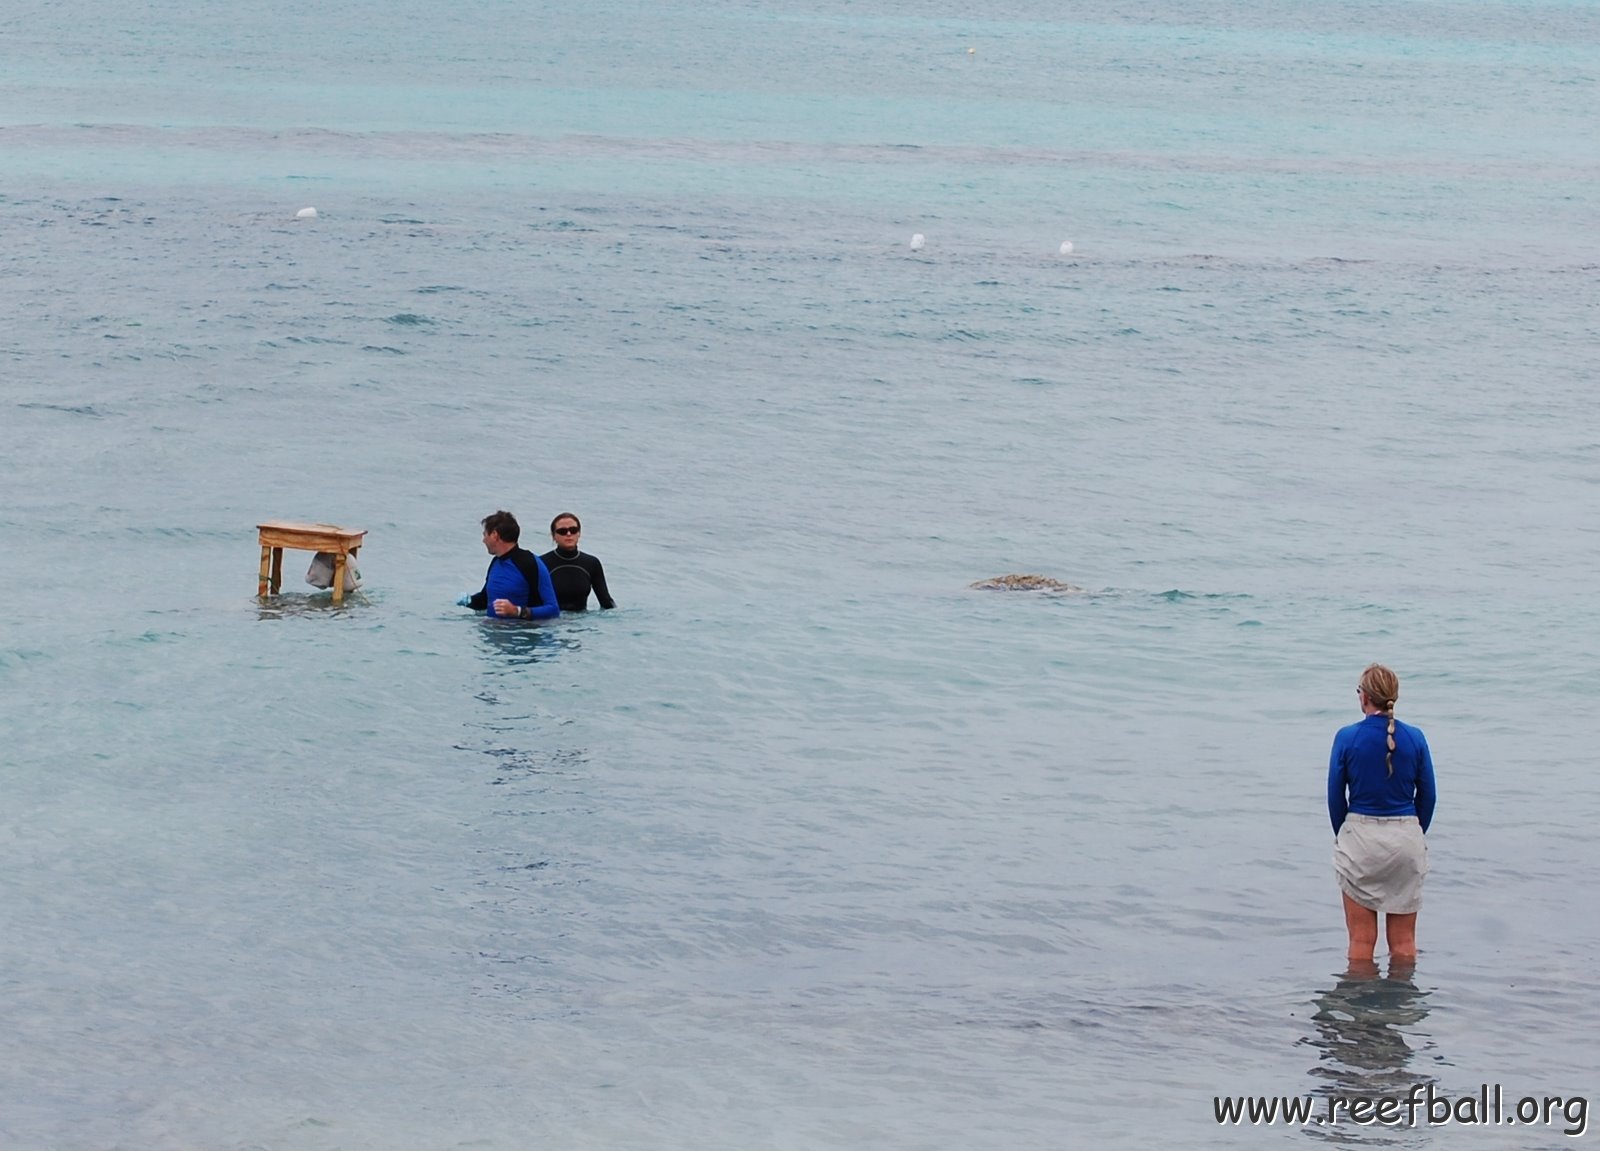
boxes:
[2,1,1598,1147]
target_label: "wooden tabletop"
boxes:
[257,521,366,550]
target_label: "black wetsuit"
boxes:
[539,547,615,612]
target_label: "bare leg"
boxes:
[1342,892,1379,962]
[1344,957,1380,981]
[1385,912,1419,961]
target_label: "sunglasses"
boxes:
[553,526,580,535]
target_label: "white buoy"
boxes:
[295,207,318,220]
[1058,240,1074,255]
[909,233,925,251]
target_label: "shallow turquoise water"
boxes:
[2,1,1598,1147]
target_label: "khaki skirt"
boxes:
[1334,814,1428,914]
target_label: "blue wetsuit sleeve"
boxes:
[591,557,615,609]
[1414,732,1437,833]
[529,556,559,621]
[1328,735,1349,836]
[504,550,559,620]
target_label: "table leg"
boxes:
[270,548,284,594]
[332,553,346,605]
[258,545,272,597]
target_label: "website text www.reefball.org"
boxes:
[1214,1084,1588,1136]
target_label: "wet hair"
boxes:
[550,512,581,533]
[481,510,520,544]
[1358,663,1400,776]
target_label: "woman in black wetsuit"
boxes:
[539,512,616,612]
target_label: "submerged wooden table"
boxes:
[257,520,366,604]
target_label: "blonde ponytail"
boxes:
[1358,663,1401,776]
[1385,704,1397,777]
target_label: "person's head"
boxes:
[1357,664,1398,712]
[481,510,520,555]
[1357,663,1400,775]
[550,512,582,549]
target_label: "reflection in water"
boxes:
[473,618,576,666]
[461,742,591,787]
[1300,960,1435,1139]
[254,591,371,620]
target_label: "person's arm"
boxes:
[590,556,616,609]
[508,551,559,620]
[1414,732,1437,833]
[529,556,560,619]
[467,565,489,612]
[1328,737,1349,836]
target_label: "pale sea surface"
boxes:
[2,1,1598,1148]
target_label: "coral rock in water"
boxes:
[969,574,1084,592]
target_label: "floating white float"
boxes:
[1058,240,1074,255]
[909,233,925,251]
[296,207,318,220]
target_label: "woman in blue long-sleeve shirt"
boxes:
[1328,664,1437,963]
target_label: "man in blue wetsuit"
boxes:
[456,510,559,621]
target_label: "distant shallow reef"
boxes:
[969,574,1085,593]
